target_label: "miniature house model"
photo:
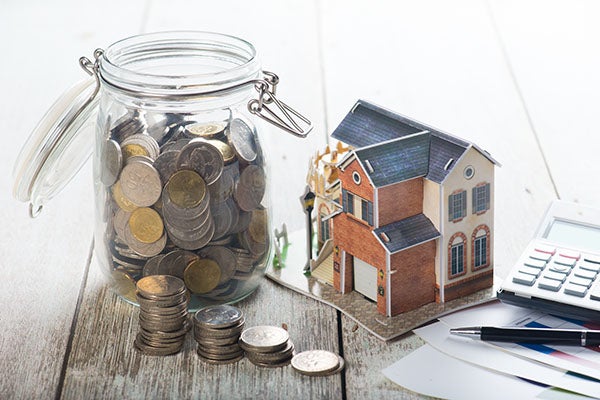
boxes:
[311,100,499,317]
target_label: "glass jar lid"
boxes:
[12,77,98,217]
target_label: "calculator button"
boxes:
[548,263,571,274]
[583,255,600,264]
[523,259,546,269]
[519,266,542,277]
[580,261,600,272]
[558,250,580,260]
[590,283,600,301]
[512,273,537,286]
[534,244,556,255]
[573,268,597,280]
[538,278,562,292]
[553,256,576,267]
[568,276,593,288]
[542,271,567,282]
[564,283,588,297]
[529,251,552,262]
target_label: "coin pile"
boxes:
[240,325,295,367]
[291,350,345,377]
[193,305,245,364]
[100,112,270,305]
[134,275,190,356]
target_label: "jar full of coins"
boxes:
[13,31,311,310]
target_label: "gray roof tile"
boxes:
[355,133,430,187]
[373,213,440,253]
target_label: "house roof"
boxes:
[354,132,430,187]
[373,213,441,254]
[332,100,499,185]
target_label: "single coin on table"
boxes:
[291,350,345,377]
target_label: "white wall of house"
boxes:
[441,147,495,287]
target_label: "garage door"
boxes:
[353,257,377,301]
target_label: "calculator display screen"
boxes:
[544,219,600,253]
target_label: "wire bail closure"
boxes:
[81,49,312,139]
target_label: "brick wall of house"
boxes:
[339,159,373,201]
[436,269,493,302]
[332,212,386,297]
[389,240,437,315]
[378,178,424,226]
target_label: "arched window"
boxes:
[472,225,491,270]
[448,232,467,278]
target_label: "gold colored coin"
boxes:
[111,270,137,303]
[184,258,221,294]
[121,143,150,160]
[112,180,138,212]
[248,209,268,244]
[129,207,164,244]
[166,170,206,209]
[187,122,226,138]
[207,139,236,164]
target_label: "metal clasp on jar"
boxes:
[80,50,313,139]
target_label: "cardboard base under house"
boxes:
[266,229,495,341]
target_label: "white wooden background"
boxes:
[1,0,599,398]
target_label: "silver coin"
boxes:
[120,159,162,207]
[123,224,167,257]
[143,254,166,277]
[101,139,122,186]
[111,112,147,142]
[165,215,214,243]
[125,154,155,166]
[234,166,265,212]
[210,201,234,240]
[113,208,131,242]
[240,326,289,353]
[196,352,244,365]
[194,320,245,339]
[122,134,160,160]
[246,341,295,363]
[207,167,235,204]
[198,246,237,284]
[290,350,342,376]
[153,150,179,186]
[177,139,224,185]
[193,305,243,329]
[160,138,190,153]
[228,118,257,163]
[167,222,215,251]
[156,250,199,279]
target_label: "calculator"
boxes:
[497,200,600,321]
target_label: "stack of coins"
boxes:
[134,275,190,356]
[240,325,295,367]
[291,350,345,377]
[101,113,270,305]
[193,305,245,364]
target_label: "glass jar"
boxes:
[13,31,311,310]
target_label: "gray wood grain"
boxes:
[0,1,145,398]
[60,262,341,400]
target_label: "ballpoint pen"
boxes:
[450,326,600,346]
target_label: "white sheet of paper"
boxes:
[439,301,600,381]
[382,344,587,400]
[414,320,600,398]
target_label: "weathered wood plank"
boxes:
[61,263,341,399]
[489,0,600,204]
[318,0,558,398]
[60,1,338,399]
[0,1,146,398]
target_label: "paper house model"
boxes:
[316,100,499,317]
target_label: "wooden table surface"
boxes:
[2,1,599,398]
